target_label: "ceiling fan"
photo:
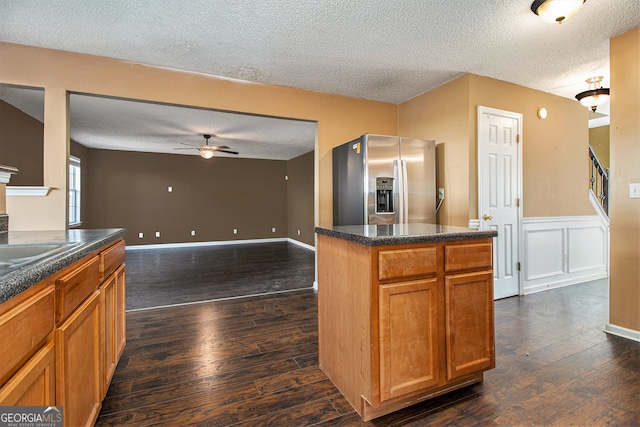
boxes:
[174,134,239,159]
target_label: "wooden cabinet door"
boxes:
[100,272,116,399]
[56,290,101,427]
[101,263,126,398]
[445,271,495,380]
[0,341,55,406]
[378,279,439,402]
[114,264,126,362]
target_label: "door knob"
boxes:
[483,214,493,221]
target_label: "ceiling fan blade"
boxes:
[173,147,197,150]
[210,145,230,150]
[216,149,239,155]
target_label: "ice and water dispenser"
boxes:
[375,177,394,213]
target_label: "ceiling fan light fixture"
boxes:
[575,76,610,112]
[199,146,215,159]
[531,0,585,24]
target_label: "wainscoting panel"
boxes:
[525,228,565,280]
[522,216,608,294]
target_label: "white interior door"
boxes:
[478,106,521,299]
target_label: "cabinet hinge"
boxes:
[516,134,520,143]
[516,198,520,207]
[517,262,521,271]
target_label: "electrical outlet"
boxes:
[168,186,173,192]
[438,188,445,200]
[272,227,276,233]
[233,228,238,234]
[138,232,143,238]
[155,231,160,238]
[297,230,301,236]
[191,230,196,236]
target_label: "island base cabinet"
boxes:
[0,341,55,406]
[318,234,495,421]
[56,290,102,427]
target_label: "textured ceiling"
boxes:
[1,0,639,157]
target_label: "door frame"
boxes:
[477,106,523,296]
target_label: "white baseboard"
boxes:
[126,237,315,251]
[287,238,316,251]
[523,272,608,295]
[605,324,640,343]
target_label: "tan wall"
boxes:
[287,151,315,246]
[398,75,471,226]
[399,74,593,224]
[468,74,592,219]
[0,41,398,231]
[589,125,610,170]
[0,100,44,185]
[609,28,640,333]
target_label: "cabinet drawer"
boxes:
[100,239,125,282]
[0,286,54,386]
[445,243,492,273]
[378,247,437,281]
[56,256,100,324]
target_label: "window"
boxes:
[69,156,81,226]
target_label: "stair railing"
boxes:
[589,145,609,216]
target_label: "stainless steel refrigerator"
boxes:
[333,134,436,226]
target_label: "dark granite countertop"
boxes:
[0,228,126,304]
[315,223,497,246]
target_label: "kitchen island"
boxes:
[316,223,498,421]
[0,228,126,427]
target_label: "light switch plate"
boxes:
[629,183,640,199]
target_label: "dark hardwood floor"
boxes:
[124,242,315,310]
[97,244,640,426]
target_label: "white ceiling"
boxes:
[1,0,639,158]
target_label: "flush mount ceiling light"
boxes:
[531,0,585,24]
[575,76,610,112]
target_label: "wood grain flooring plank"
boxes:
[126,342,318,393]
[230,397,341,426]
[254,365,327,395]
[97,381,260,426]
[294,352,318,369]
[154,378,339,427]
[547,399,633,427]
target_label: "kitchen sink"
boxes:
[0,243,79,272]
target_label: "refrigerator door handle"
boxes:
[393,159,401,223]
[401,159,409,223]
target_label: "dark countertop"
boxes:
[0,228,126,304]
[315,223,497,246]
